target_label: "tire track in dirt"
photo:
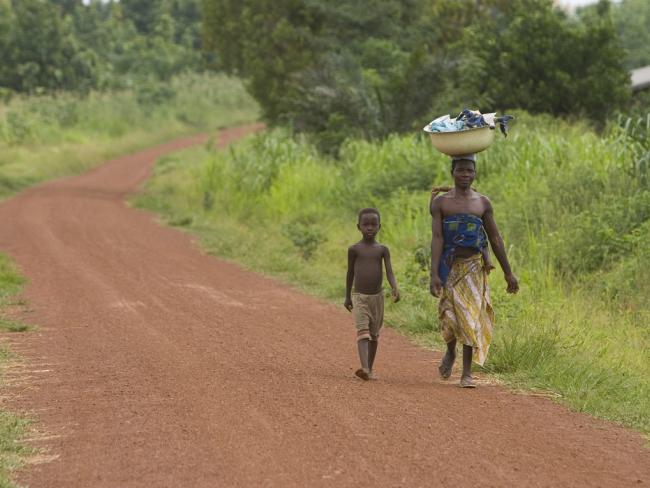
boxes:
[0,124,647,487]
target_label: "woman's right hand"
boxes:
[505,273,519,294]
[430,276,443,297]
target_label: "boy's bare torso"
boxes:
[351,242,386,294]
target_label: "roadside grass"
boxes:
[0,72,259,200]
[0,320,29,333]
[0,396,30,488]
[0,254,32,487]
[136,117,650,435]
[0,256,23,304]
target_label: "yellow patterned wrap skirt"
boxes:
[439,253,494,366]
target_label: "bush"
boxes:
[284,218,324,259]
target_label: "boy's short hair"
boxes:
[358,207,381,223]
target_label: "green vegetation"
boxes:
[0,409,29,488]
[0,72,258,200]
[611,0,650,70]
[0,320,28,334]
[0,256,23,302]
[137,113,650,434]
[0,254,32,487]
[0,0,204,94]
[0,0,259,199]
[204,0,632,151]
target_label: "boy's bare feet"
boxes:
[438,352,455,380]
[460,375,476,388]
[355,368,370,381]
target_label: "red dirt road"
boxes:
[0,125,648,487]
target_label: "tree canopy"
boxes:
[203,0,633,150]
[611,0,650,70]
[0,0,204,94]
[0,0,642,152]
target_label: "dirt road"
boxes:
[0,125,647,487]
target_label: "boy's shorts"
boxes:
[352,291,384,341]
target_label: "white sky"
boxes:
[556,0,622,9]
[559,0,599,5]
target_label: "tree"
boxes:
[461,0,629,121]
[202,0,440,140]
[203,0,317,121]
[202,0,631,151]
[612,0,650,70]
[168,0,202,48]
[201,0,246,72]
[49,0,82,16]
[0,0,98,93]
[0,0,14,95]
[121,0,162,35]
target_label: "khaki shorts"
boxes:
[352,291,384,341]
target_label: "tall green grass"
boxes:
[0,254,32,487]
[137,112,650,434]
[0,72,259,200]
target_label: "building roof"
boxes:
[631,65,650,92]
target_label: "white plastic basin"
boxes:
[423,125,495,157]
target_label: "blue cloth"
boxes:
[439,213,488,285]
[456,109,488,128]
[495,115,514,136]
[457,109,515,135]
[426,117,466,133]
[425,110,515,136]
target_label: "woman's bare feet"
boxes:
[460,375,476,388]
[438,351,455,379]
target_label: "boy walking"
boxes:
[344,208,399,381]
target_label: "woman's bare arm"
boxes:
[430,197,444,297]
[482,197,519,294]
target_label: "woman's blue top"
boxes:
[439,213,488,285]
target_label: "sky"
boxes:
[560,0,600,5]
[557,0,622,9]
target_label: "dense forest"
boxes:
[206,0,648,149]
[0,0,648,151]
[0,0,203,94]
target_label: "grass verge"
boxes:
[0,72,259,200]
[0,254,32,487]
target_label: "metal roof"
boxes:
[631,65,650,92]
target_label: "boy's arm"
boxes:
[383,246,400,302]
[430,197,444,297]
[344,246,356,311]
[482,197,519,294]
